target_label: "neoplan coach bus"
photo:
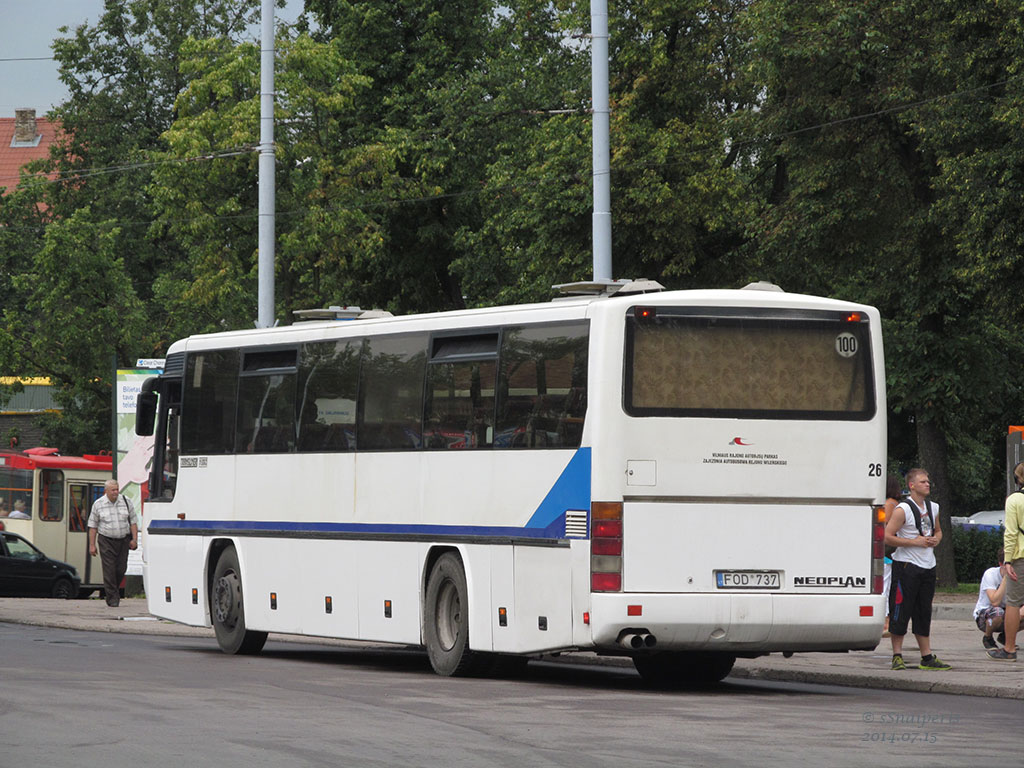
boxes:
[136,281,886,684]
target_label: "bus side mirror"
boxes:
[136,391,158,436]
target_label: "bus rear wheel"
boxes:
[633,652,736,687]
[424,553,481,676]
[211,547,267,655]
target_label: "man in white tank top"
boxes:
[884,468,952,671]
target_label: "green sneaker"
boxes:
[891,654,906,670]
[918,654,952,670]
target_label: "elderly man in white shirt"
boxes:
[87,479,138,607]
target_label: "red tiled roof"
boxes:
[0,116,61,195]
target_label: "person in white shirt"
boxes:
[976,554,1008,651]
[87,480,138,607]
[884,468,951,671]
[9,500,30,519]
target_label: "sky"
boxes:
[0,1,302,116]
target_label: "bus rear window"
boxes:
[624,310,874,420]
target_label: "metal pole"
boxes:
[591,0,612,283]
[257,0,276,328]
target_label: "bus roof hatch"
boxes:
[552,278,665,297]
[292,306,394,322]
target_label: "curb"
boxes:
[728,665,1022,700]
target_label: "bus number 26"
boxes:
[868,463,882,477]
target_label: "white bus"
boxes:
[136,281,886,684]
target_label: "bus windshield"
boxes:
[624,308,874,420]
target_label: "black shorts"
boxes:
[888,560,936,638]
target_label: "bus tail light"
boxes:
[871,505,885,594]
[591,502,623,592]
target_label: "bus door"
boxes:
[68,481,106,587]
[33,469,67,567]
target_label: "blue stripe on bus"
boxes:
[523,446,591,533]
[148,519,563,538]
[149,447,593,540]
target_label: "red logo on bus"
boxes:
[730,437,753,446]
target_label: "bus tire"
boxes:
[51,578,75,599]
[211,547,267,655]
[424,553,480,676]
[633,652,736,687]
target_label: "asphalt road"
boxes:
[1,622,1019,768]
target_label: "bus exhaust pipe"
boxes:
[617,631,657,650]
[619,633,644,650]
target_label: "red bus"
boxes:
[0,448,112,596]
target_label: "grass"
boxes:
[937,582,980,595]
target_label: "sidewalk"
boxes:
[1,594,1020,699]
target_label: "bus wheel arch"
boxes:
[209,543,267,655]
[423,549,481,676]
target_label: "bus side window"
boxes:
[496,323,589,449]
[69,484,88,532]
[235,349,298,454]
[90,484,105,519]
[425,360,496,449]
[182,350,240,455]
[39,469,64,522]
[236,373,296,454]
[0,466,34,517]
[296,339,361,453]
[163,399,181,497]
[359,334,428,451]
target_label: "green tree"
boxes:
[148,32,386,330]
[152,1,590,315]
[0,0,262,451]
[608,0,753,287]
[6,210,146,453]
[460,0,754,303]
[299,0,499,312]
[451,0,594,304]
[738,0,1024,584]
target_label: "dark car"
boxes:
[0,531,80,598]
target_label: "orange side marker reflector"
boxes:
[583,612,590,625]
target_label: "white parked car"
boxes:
[960,509,1004,529]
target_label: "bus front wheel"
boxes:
[633,652,736,687]
[211,547,267,655]
[424,553,480,676]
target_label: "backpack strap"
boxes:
[902,497,934,536]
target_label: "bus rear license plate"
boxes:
[715,571,781,589]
